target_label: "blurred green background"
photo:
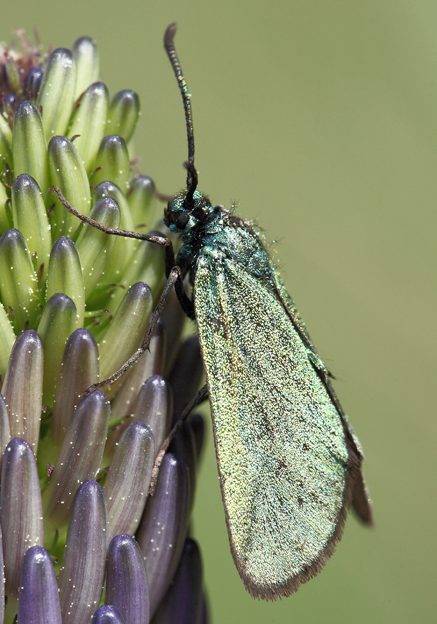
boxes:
[2,1,435,622]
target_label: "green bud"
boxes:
[73,36,100,101]
[68,82,109,174]
[98,282,153,382]
[91,181,136,294]
[48,135,91,239]
[75,196,120,297]
[37,48,76,139]
[127,175,156,229]
[0,182,12,234]
[2,330,43,454]
[11,174,51,283]
[92,135,130,192]
[0,395,11,473]
[0,302,15,379]
[46,237,85,327]
[4,56,20,94]
[0,112,12,165]
[12,101,49,195]
[0,229,40,333]
[107,90,140,144]
[106,236,164,315]
[37,293,78,407]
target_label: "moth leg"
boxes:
[148,384,209,496]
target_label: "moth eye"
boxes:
[174,211,190,229]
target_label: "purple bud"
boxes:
[92,605,126,624]
[51,329,99,447]
[58,481,108,624]
[1,438,44,598]
[151,538,203,624]
[17,546,62,624]
[106,535,149,624]
[168,336,203,415]
[25,66,44,99]
[168,421,197,510]
[1,330,43,454]
[133,375,173,454]
[137,453,189,617]
[44,390,110,527]
[104,422,154,543]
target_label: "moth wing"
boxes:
[272,268,373,526]
[194,251,355,600]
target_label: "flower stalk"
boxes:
[0,31,208,624]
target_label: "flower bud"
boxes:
[11,173,51,282]
[98,282,153,382]
[151,538,203,624]
[68,82,109,173]
[12,101,49,195]
[48,135,91,238]
[24,66,43,99]
[75,196,120,296]
[106,535,149,624]
[93,135,130,192]
[37,293,78,406]
[2,330,43,453]
[46,237,85,326]
[107,90,140,144]
[1,438,44,598]
[37,48,76,138]
[0,302,15,379]
[17,546,62,624]
[92,606,126,624]
[0,229,40,333]
[127,175,155,229]
[0,112,13,164]
[73,36,99,101]
[44,390,110,527]
[104,421,154,543]
[0,181,12,233]
[107,232,165,316]
[51,328,99,447]
[58,481,108,624]
[0,394,11,474]
[134,375,173,453]
[91,181,137,303]
[137,453,190,616]
[109,321,166,424]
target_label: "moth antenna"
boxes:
[164,23,198,204]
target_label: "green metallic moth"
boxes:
[161,24,373,600]
[55,22,373,601]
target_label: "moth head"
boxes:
[164,189,212,233]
